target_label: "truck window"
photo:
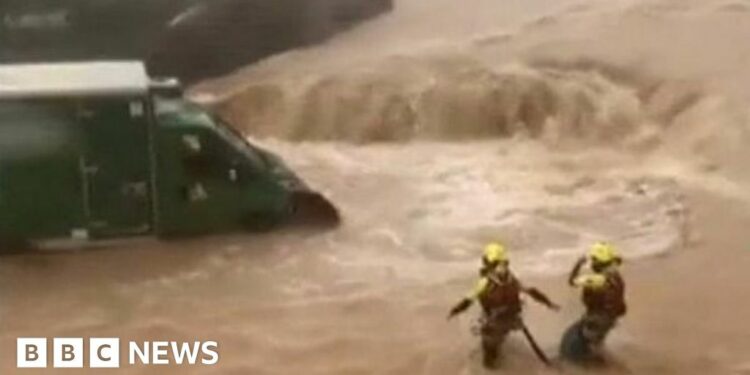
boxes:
[0,100,76,159]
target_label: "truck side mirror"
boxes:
[227,159,257,183]
[182,134,202,154]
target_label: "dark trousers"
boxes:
[480,311,521,368]
[581,313,618,346]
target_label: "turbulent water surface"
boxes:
[3,0,750,374]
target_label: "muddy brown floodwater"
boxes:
[3,0,750,373]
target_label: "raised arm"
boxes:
[568,256,588,287]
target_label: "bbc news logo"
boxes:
[17,338,219,368]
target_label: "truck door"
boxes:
[80,98,152,237]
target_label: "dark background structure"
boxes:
[0,0,393,83]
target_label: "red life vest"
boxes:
[583,271,626,317]
[479,272,522,316]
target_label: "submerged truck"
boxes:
[0,61,339,250]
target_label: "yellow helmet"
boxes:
[589,241,618,264]
[483,242,508,263]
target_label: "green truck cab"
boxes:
[0,61,338,250]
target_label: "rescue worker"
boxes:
[567,241,627,353]
[448,242,559,369]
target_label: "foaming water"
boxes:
[4,0,750,374]
[215,61,657,145]
[260,140,689,278]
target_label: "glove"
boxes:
[447,298,473,320]
[526,288,560,311]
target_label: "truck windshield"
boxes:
[154,96,268,170]
[210,115,268,170]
